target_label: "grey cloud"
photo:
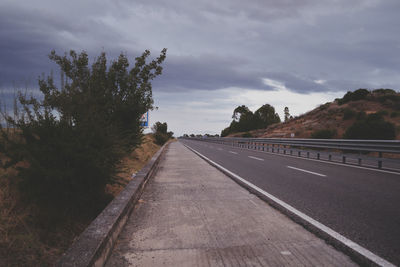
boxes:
[153,55,267,91]
[1,0,400,96]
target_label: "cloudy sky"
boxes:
[1,0,399,136]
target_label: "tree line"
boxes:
[221,104,281,137]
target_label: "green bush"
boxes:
[344,113,396,140]
[338,89,370,105]
[311,129,336,139]
[0,49,166,216]
[376,110,388,116]
[241,132,252,138]
[373,88,396,95]
[342,108,356,120]
[356,111,367,120]
[391,111,399,118]
[152,122,173,145]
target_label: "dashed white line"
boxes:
[248,156,264,161]
[229,151,238,154]
[287,166,326,177]
[182,143,395,267]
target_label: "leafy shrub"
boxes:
[344,113,396,140]
[373,88,396,95]
[311,129,336,139]
[0,49,166,216]
[241,132,252,137]
[342,108,356,120]
[152,122,173,145]
[391,111,399,118]
[318,103,330,111]
[376,110,388,116]
[337,89,370,105]
[356,111,367,120]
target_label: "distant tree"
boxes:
[221,127,231,137]
[221,103,280,136]
[284,107,290,122]
[338,89,370,105]
[232,105,251,121]
[254,104,281,128]
[152,121,173,145]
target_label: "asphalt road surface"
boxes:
[180,139,400,266]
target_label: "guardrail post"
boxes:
[358,158,362,166]
[290,150,293,155]
[317,153,320,160]
[378,152,382,169]
[298,151,301,157]
[307,152,310,158]
[329,154,332,161]
[342,156,346,164]
[284,149,286,154]
[262,143,265,151]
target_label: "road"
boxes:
[180,139,400,266]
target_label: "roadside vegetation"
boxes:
[0,49,166,265]
[152,121,174,145]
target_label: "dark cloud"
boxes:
[1,0,399,95]
[154,55,266,91]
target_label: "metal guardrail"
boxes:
[181,137,400,170]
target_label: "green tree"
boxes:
[0,49,166,216]
[284,107,290,122]
[232,105,251,121]
[152,121,173,145]
[254,104,281,128]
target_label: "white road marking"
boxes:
[229,151,238,154]
[232,144,400,176]
[248,156,264,161]
[182,143,395,267]
[287,166,327,177]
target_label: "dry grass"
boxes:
[0,133,161,266]
[105,134,161,196]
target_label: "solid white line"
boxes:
[229,151,238,154]
[182,143,395,267]
[287,166,327,177]
[248,156,264,161]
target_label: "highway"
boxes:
[180,139,400,266]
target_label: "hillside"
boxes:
[229,89,400,139]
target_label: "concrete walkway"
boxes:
[106,142,357,266]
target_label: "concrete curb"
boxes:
[56,142,170,267]
[182,142,394,267]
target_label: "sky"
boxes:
[1,0,399,136]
